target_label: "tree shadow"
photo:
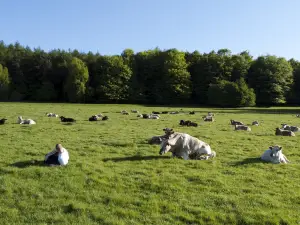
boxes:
[10,160,46,168]
[230,157,267,166]
[103,155,170,162]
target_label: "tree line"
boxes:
[0,40,300,107]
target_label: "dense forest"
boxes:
[0,40,300,107]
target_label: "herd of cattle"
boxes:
[0,109,298,164]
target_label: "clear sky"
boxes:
[1,0,299,59]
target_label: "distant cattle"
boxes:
[60,116,76,123]
[18,116,36,125]
[189,111,195,115]
[203,116,214,122]
[252,121,259,126]
[179,120,198,127]
[0,118,7,125]
[102,116,109,121]
[234,124,251,131]
[281,124,300,132]
[152,111,160,114]
[230,119,243,125]
[275,128,295,136]
[131,110,139,113]
[161,111,169,114]
[46,112,59,117]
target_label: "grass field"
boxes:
[0,103,300,225]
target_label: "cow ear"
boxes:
[279,146,282,150]
[269,146,273,150]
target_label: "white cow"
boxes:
[46,112,59,117]
[261,145,290,164]
[159,132,216,160]
[18,116,36,125]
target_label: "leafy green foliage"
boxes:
[247,55,293,105]
[64,57,89,103]
[1,40,300,107]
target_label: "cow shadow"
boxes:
[10,160,46,168]
[230,157,267,166]
[103,155,170,162]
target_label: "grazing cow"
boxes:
[46,113,59,117]
[162,111,168,114]
[137,114,143,118]
[230,119,244,125]
[275,128,295,136]
[169,111,179,114]
[252,121,259,126]
[203,116,214,122]
[189,111,195,115]
[131,110,139,113]
[234,124,251,131]
[18,116,36,125]
[60,116,76,123]
[159,132,216,160]
[296,114,300,117]
[261,145,290,164]
[0,118,7,125]
[281,124,300,132]
[102,116,109,121]
[89,115,99,121]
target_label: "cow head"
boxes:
[159,133,181,155]
[269,145,282,157]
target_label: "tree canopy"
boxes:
[0,40,300,107]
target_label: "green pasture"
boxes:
[0,103,300,225]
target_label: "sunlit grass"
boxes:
[0,102,300,224]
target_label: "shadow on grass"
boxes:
[10,160,46,168]
[61,122,75,125]
[230,157,267,166]
[103,155,170,162]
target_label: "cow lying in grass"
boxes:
[18,116,36,124]
[234,124,251,131]
[46,112,59,117]
[261,145,290,164]
[281,124,300,132]
[60,116,76,123]
[159,132,216,160]
[230,119,243,125]
[0,118,7,125]
[202,116,214,122]
[179,120,198,127]
[275,128,295,136]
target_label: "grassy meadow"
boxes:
[0,102,300,225]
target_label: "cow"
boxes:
[230,119,244,125]
[275,128,295,136]
[159,132,216,160]
[252,121,259,126]
[203,116,214,122]
[234,124,251,131]
[281,124,300,132]
[261,145,290,164]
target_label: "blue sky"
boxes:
[1,0,300,59]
